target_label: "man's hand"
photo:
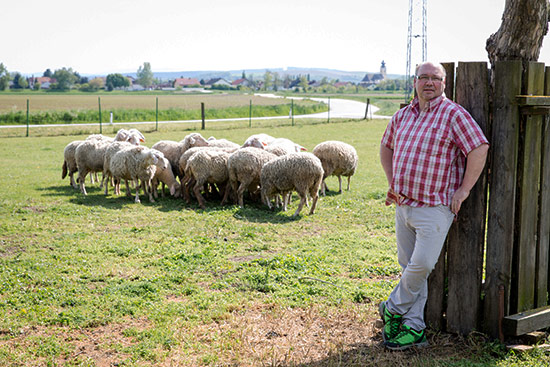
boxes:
[451,187,470,214]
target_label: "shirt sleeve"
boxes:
[451,106,489,155]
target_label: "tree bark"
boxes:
[486,0,550,67]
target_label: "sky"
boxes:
[3,0,549,77]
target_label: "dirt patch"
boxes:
[0,318,151,367]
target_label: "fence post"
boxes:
[26,99,29,137]
[484,60,522,339]
[364,98,370,120]
[249,100,252,128]
[98,97,102,134]
[291,99,294,126]
[327,97,330,123]
[156,96,159,131]
[445,62,490,335]
[201,102,205,130]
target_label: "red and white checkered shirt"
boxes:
[381,95,488,207]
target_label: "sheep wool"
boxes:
[312,140,358,195]
[151,132,209,179]
[186,149,231,209]
[260,152,324,217]
[223,147,278,207]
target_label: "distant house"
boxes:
[231,78,253,88]
[174,77,201,88]
[360,60,387,87]
[29,76,54,89]
[334,81,352,88]
[204,78,232,88]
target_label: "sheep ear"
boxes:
[152,155,158,164]
[262,142,268,146]
[300,146,307,151]
[170,185,176,196]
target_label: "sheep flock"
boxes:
[62,129,358,217]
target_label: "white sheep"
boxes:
[260,152,324,217]
[221,147,278,207]
[102,134,143,195]
[186,149,231,209]
[62,140,84,188]
[110,146,164,203]
[312,141,358,195]
[151,132,209,179]
[207,136,241,150]
[265,137,306,156]
[242,133,276,148]
[151,157,181,199]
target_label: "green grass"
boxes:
[0,119,547,366]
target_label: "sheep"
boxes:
[242,133,276,148]
[221,147,278,207]
[151,132,209,179]
[62,140,84,188]
[71,129,145,195]
[109,146,164,203]
[207,137,241,150]
[151,157,181,199]
[312,141,358,195]
[260,152,324,217]
[186,149,231,209]
[265,138,306,156]
[102,134,143,195]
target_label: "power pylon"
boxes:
[405,0,427,102]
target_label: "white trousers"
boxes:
[386,205,455,331]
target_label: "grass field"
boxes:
[0,118,547,366]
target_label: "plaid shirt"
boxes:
[381,95,488,207]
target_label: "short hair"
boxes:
[415,61,446,78]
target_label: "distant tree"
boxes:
[43,68,52,78]
[106,73,130,91]
[273,72,281,91]
[242,70,246,79]
[136,62,154,88]
[263,70,273,91]
[299,75,309,91]
[0,63,10,90]
[12,73,28,89]
[52,67,78,91]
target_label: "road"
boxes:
[0,95,390,129]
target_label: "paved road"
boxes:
[0,95,390,129]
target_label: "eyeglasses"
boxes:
[416,75,444,83]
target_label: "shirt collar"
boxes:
[411,93,446,113]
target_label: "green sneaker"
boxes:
[385,324,428,351]
[379,301,402,342]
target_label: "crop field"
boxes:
[0,118,547,366]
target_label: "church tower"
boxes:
[380,60,387,78]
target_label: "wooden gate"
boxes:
[424,60,550,339]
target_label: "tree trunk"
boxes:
[486,0,550,67]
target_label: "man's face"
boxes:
[414,63,446,103]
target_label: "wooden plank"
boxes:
[484,60,522,339]
[503,305,550,336]
[425,242,446,330]
[513,62,545,313]
[445,62,489,335]
[425,62,455,331]
[442,62,455,101]
[516,95,550,106]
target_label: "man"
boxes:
[379,61,489,350]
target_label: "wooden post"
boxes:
[484,60,522,339]
[201,102,205,130]
[155,96,159,131]
[291,99,295,126]
[98,96,102,134]
[542,66,550,308]
[249,100,252,128]
[445,62,490,335]
[441,62,455,101]
[513,62,545,313]
[327,97,330,123]
[26,99,29,137]
[364,98,370,120]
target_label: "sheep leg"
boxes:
[346,176,351,191]
[220,181,232,206]
[309,194,319,215]
[292,194,307,217]
[125,180,131,196]
[193,182,207,209]
[78,171,88,195]
[145,180,155,203]
[338,176,343,193]
[134,179,141,203]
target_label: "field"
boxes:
[0,118,548,366]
